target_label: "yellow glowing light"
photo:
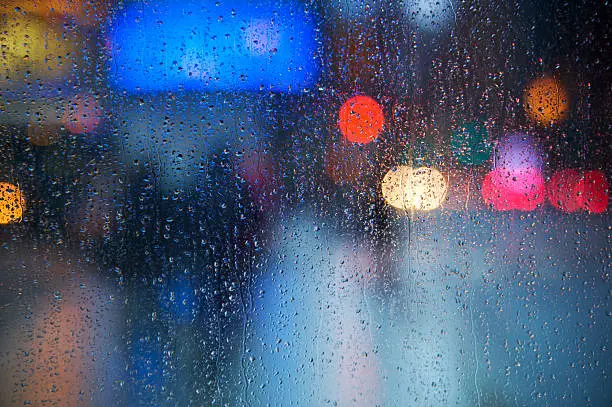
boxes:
[0,13,76,81]
[523,76,569,125]
[0,1,108,26]
[382,165,413,210]
[0,182,25,224]
[382,166,448,211]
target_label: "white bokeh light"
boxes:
[403,0,456,33]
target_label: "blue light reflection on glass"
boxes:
[107,0,319,93]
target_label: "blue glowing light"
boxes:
[107,0,319,93]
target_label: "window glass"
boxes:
[0,0,609,405]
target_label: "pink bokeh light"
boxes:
[482,167,545,211]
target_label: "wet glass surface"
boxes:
[0,1,609,406]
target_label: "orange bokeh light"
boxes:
[18,303,90,406]
[338,95,384,144]
[523,76,569,125]
[0,182,25,224]
[0,0,108,25]
[0,252,117,407]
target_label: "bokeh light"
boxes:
[546,169,583,212]
[0,1,608,405]
[484,133,547,210]
[402,0,456,33]
[0,252,121,406]
[62,93,102,134]
[523,76,569,125]
[382,165,412,210]
[244,19,281,55]
[581,170,609,213]
[495,133,543,171]
[0,0,108,25]
[482,167,545,211]
[0,13,76,83]
[21,303,90,406]
[407,167,448,210]
[338,95,384,144]
[549,169,609,213]
[382,166,447,211]
[450,121,491,165]
[107,0,318,93]
[0,182,25,224]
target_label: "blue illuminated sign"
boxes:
[107,0,319,93]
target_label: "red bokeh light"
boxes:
[338,95,384,144]
[582,170,609,213]
[547,169,583,212]
[481,167,545,211]
[548,169,608,213]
